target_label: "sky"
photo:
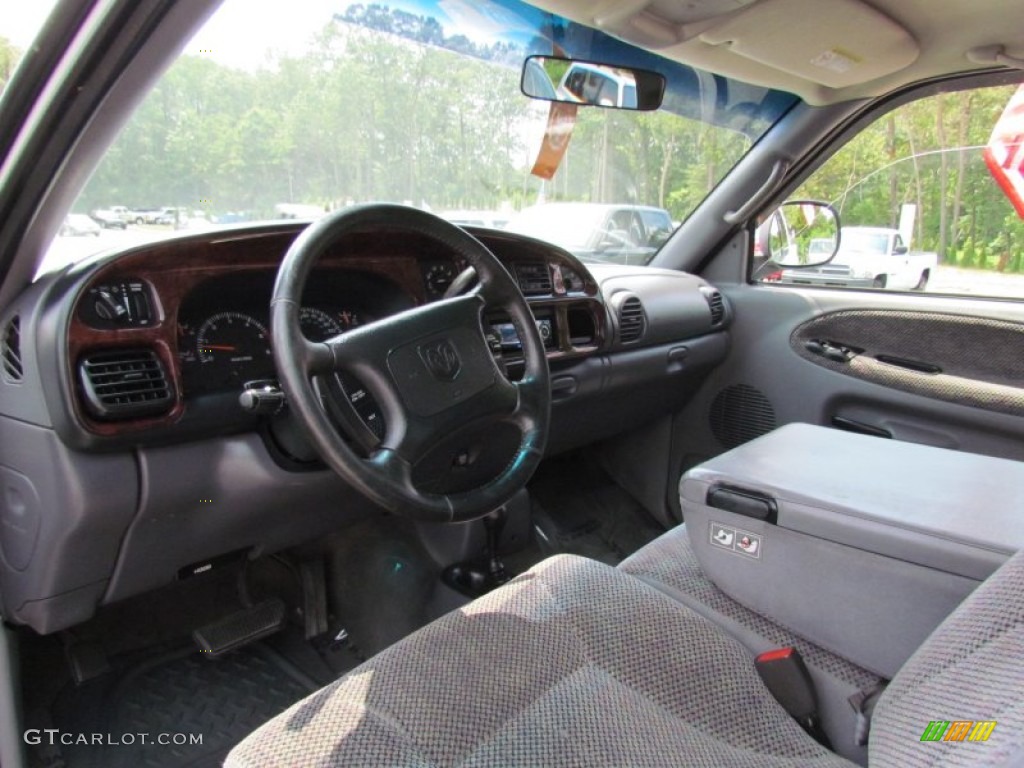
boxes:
[3,0,57,48]
[2,0,339,68]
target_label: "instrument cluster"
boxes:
[176,270,409,397]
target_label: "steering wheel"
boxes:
[271,204,551,523]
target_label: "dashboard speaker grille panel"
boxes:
[709,384,776,449]
[2,316,22,382]
[618,296,646,343]
[78,348,173,420]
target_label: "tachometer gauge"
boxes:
[177,322,198,365]
[196,311,272,387]
[300,307,353,342]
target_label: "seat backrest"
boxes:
[870,548,1024,767]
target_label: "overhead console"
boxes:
[680,423,1024,680]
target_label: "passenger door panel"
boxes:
[667,285,1024,520]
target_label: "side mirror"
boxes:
[893,244,908,255]
[521,56,665,111]
[755,201,840,267]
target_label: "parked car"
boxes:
[507,202,673,264]
[440,209,510,229]
[130,207,161,224]
[557,61,638,108]
[105,204,132,223]
[58,213,101,236]
[776,226,937,290]
[88,209,127,229]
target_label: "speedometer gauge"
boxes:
[300,308,362,341]
[196,311,272,387]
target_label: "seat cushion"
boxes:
[227,555,853,767]
[620,525,882,764]
[870,548,1024,766]
[620,524,881,693]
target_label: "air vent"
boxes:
[703,288,725,326]
[514,262,553,295]
[78,348,173,420]
[618,296,646,343]
[1,316,22,382]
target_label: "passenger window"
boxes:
[762,81,1024,298]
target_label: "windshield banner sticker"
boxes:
[531,101,577,180]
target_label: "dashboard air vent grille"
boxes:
[78,348,173,420]
[2,316,22,382]
[618,296,646,343]
[514,262,553,295]
[705,290,725,325]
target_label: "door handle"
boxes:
[831,416,892,439]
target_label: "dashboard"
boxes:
[0,218,731,634]
[55,224,605,449]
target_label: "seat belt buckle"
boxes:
[755,647,832,748]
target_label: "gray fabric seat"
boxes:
[620,525,883,763]
[620,525,881,691]
[227,547,1024,767]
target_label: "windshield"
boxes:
[16,0,798,276]
[841,230,890,254]
[506,203,608,250]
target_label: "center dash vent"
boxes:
[514,262,553,295]
[2,316,23,382]
[702,287,725,326]
[78,348,173,420]
[617,295,646,343]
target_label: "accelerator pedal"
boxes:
[193,598,285,657]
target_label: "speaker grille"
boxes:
[710,384,776,449]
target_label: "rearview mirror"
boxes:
[755,201,840,267]
[521,56,665,111]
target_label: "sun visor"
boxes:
[698,0,919,88]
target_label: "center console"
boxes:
[680,423,1023,679]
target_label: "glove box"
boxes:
[681,423,1024,679]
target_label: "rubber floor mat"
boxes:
[503,452,667,576]
[51,644,315,768]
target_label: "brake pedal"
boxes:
[192,598,285,657]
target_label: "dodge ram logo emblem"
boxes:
[419,339,461,381]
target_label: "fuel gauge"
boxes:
[178,322,198,365]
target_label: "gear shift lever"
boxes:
[442,507,510,598]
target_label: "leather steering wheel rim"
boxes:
[271,204,551,523]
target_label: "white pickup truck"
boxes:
[778,226,938,290]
